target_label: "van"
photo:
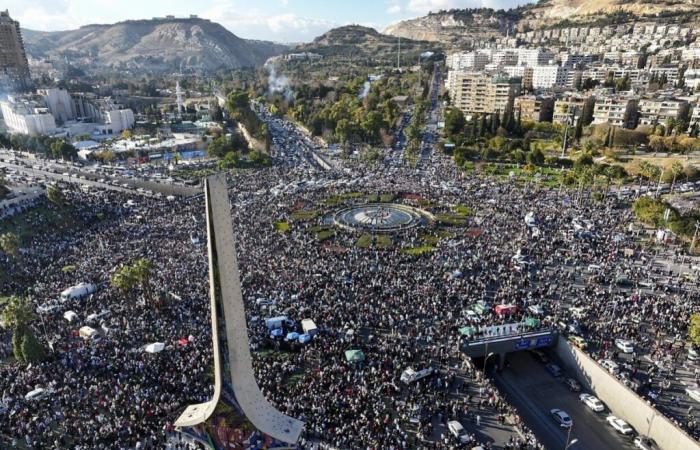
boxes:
[25,388,51,401]
[400,367,435,384]
[301,319,318,336]
[60,282,97,301]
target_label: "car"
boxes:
[564,377,581,392]
[447,420,470,443]
[689,347,699,362]
[545,363,563,377]
[607,415,633,434]
[615,338,635,353]
[579,393,605,412]
[25,388,51,401]
[633,436,659,450]
[600,359,619,374]
[550,409,573,428]
[568,335,588,350]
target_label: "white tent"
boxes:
[144,342,165,353]
[63,311,78,322]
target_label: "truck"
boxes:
[60,283,97,301]
[301,319,318,336]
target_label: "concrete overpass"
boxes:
[174,174,303,449]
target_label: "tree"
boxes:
[581,97,595,127]
[131,258,154,303]
[47,185,66,207]
[690,313,700,348]
[444,108,466,138]
[111,265,138,296]
[0,232,20,257]
[671,161,685,193]
[207,136,231,158]
[1,296,45,364]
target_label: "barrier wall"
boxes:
[554,339,700,450]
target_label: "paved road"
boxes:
[2,161,198,198]
[495,352,636,450]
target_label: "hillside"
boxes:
[385,0,700,46]
[522,0,700,29]
[297,25,438,62]
[22,18,287,73]
[384,8,524,47]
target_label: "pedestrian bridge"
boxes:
[461,329,559,367]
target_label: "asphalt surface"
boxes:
[495,352,637,450]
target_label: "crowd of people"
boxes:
[0,108,698,450]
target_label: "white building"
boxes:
[38,88,74,124]
[0,98,56,135]
[531,65,568,89]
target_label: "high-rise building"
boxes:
[0,10,31,91]
[448,72,520,118]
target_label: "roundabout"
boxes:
[332,203,433,233]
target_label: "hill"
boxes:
[22,17,287,73]
[384,0,700,46]
[384,8,524,47]
[296,25,438,62]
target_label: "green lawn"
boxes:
[274,221,290,232]
[435,213,468,227]
[453,205,471,216]
[290,210,319,221]
[356,234,393,249]
[402,245,435,255]
[379,194,395,203]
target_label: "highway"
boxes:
[495,352,636,450]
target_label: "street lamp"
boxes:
[565,436,578,450]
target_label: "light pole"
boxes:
[564,435,578,450]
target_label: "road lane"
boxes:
[495,352,636,450]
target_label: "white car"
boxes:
[579,393,605,412]
[447,420,470,443]
[600,359,619,374]
[25,388,51,401]
[550,408,572,428]
[615,339,635,353]
[607,415,633,434]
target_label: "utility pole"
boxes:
[691,222,700,254]
[397,36,401,71]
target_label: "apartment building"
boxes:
[552,95,587,124]
[514,95,555,122]
[448,72,520,118]
[531,65,569,89]
[638,99,687,126]
[593,96,638,128]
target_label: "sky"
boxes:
[7,0,534,43]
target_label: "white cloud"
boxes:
[386,0,402,14]
[200,1,334,42]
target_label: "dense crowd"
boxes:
[0,110,699,450]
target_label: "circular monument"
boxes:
[333,203,433,233]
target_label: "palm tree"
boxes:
[131,258,154,303]
[0,232,20,257]
[111,265,138,296]
[670,161,685,193]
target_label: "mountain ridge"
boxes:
[21,17,288,73]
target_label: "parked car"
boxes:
[569,335,588,350]
[550,409,573,428]
[579,393,605,412]
[607,415,633,435]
